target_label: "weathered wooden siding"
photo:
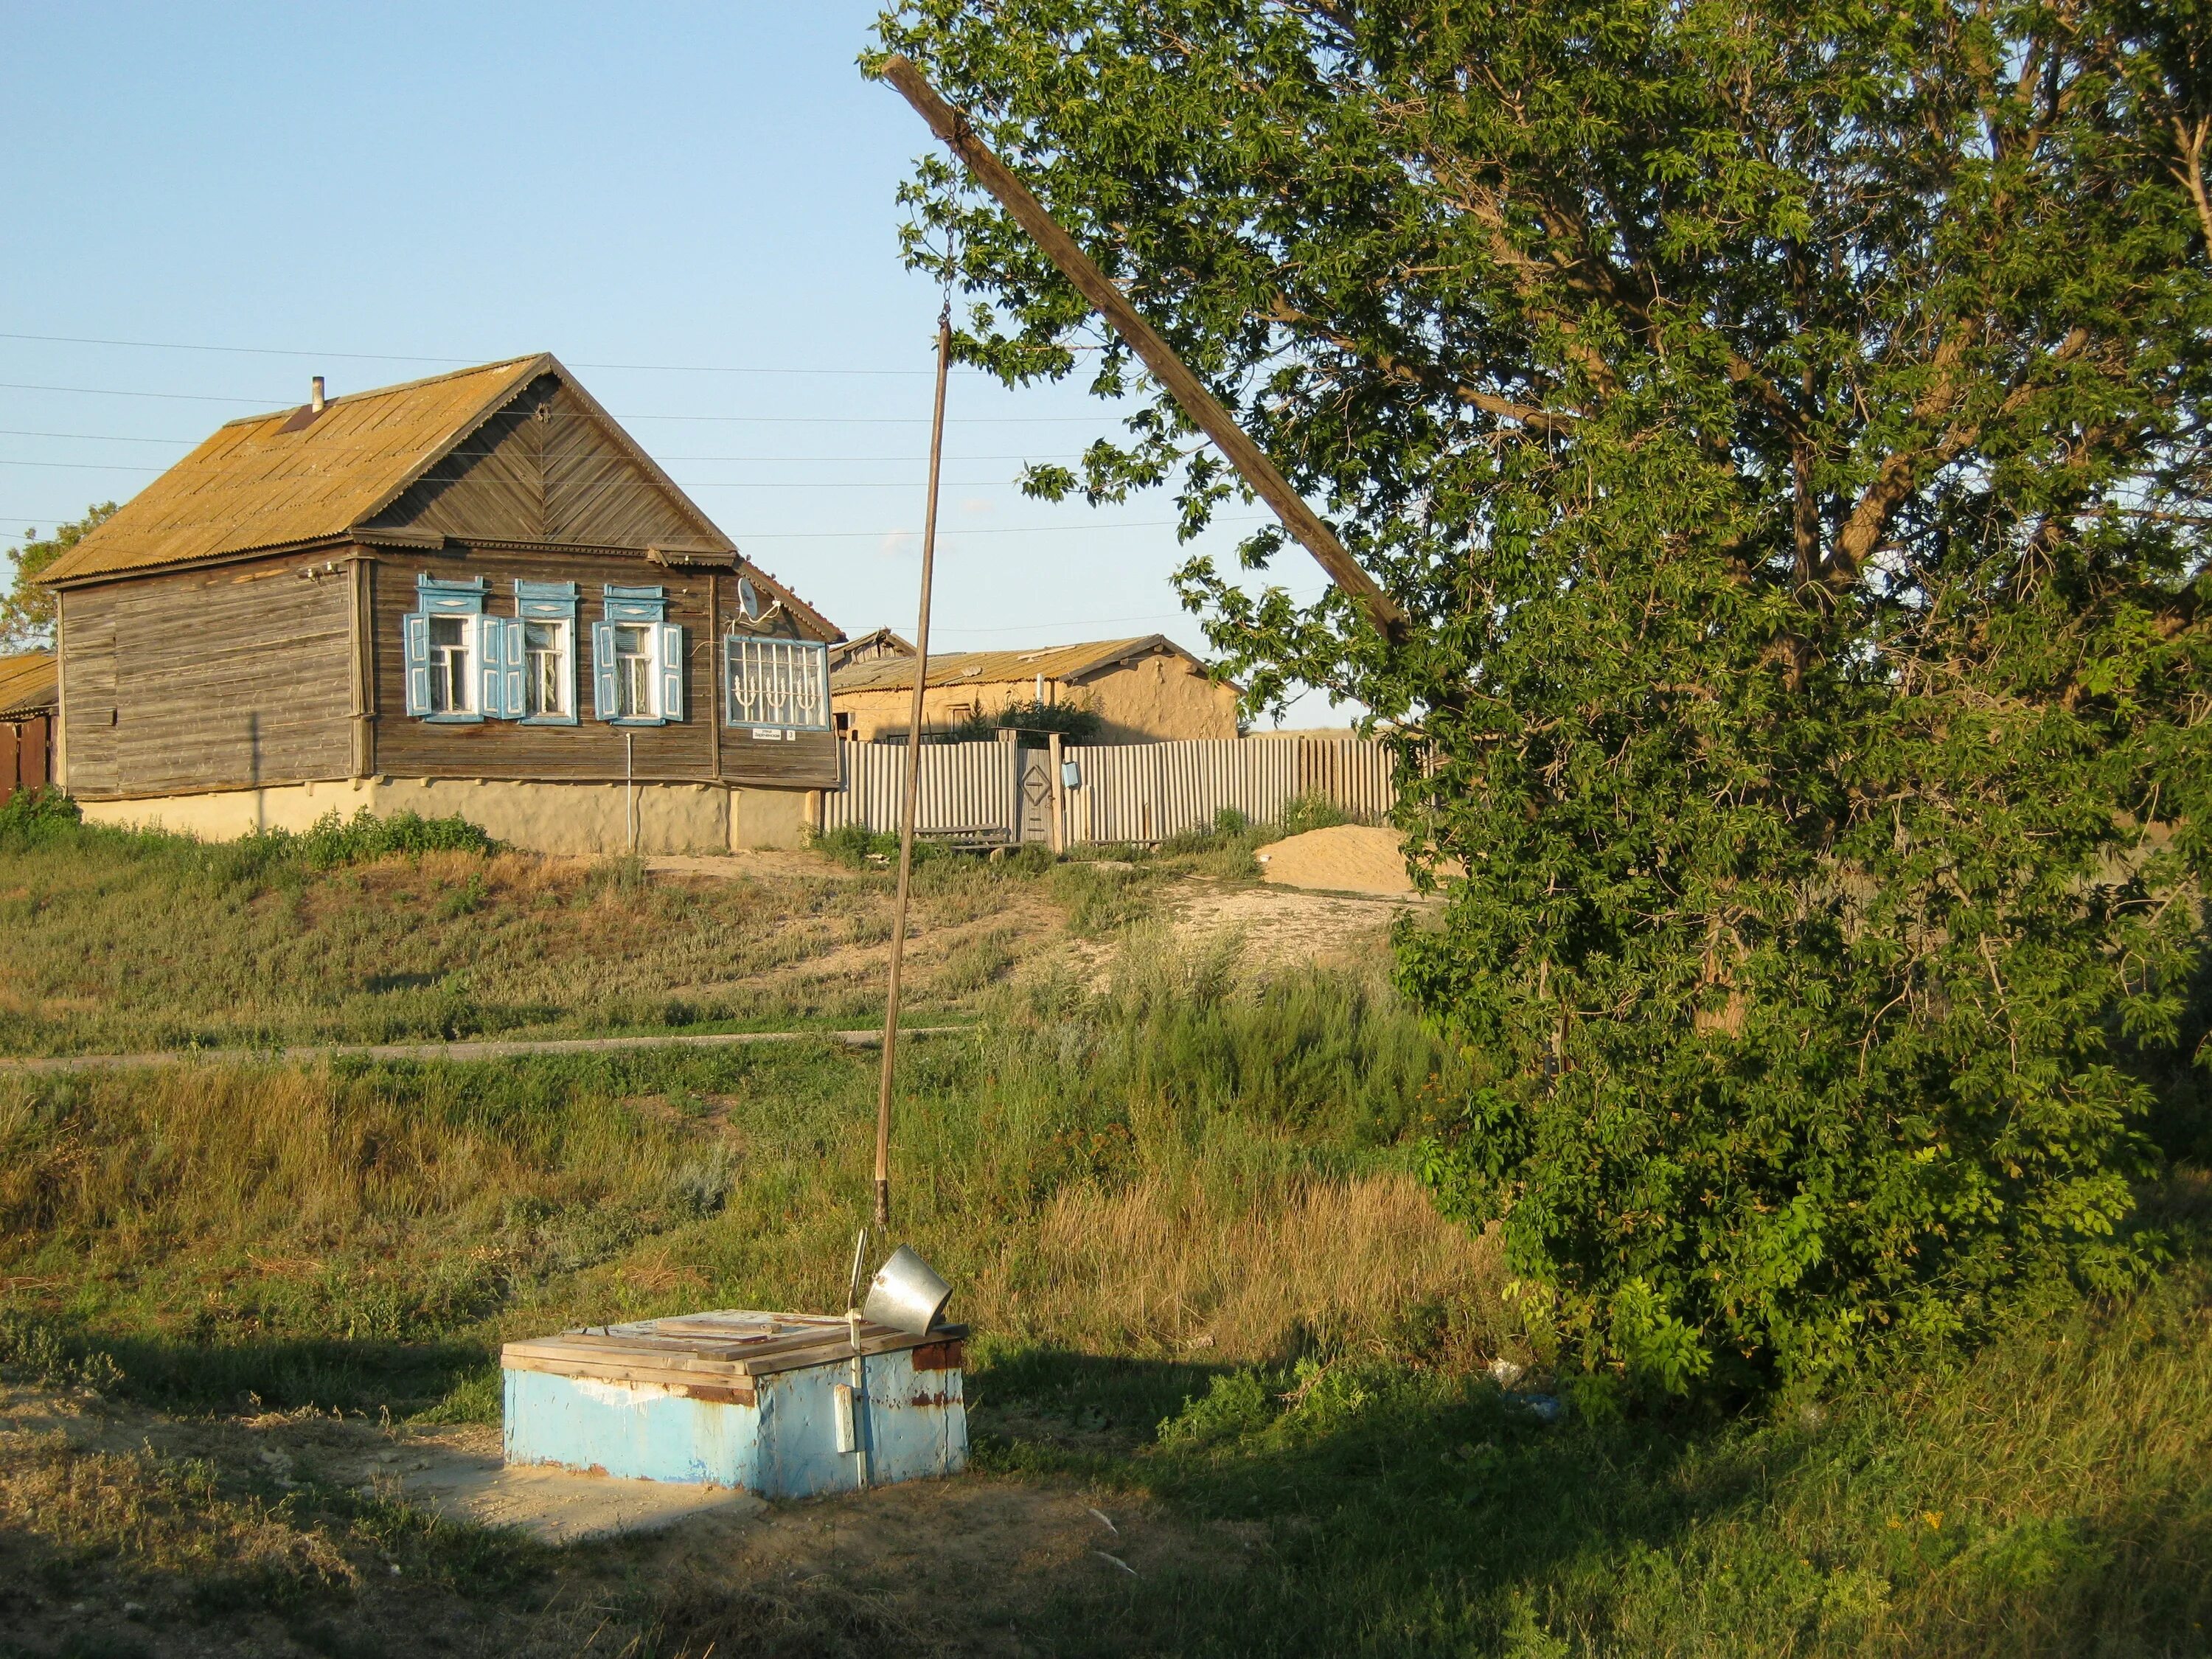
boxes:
[368,547,838,788]
[366,375,717,553]
[58,559,355,799]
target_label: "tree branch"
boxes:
[2174,114,2212,251]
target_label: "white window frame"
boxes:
[723,636,830,733]
[593,585,684,726]
[612,622,657,720]
[428,614,476,716]
[515,580,580,726]
[403,574,490,724]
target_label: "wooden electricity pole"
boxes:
[877,55,1408,645]
[873,302,954,1232]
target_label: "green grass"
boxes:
[0,808,1078,1057]
[2,817,2206,1655]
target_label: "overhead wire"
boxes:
[0,328,1100,376]
[0,383,1127,424]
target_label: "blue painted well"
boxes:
[504,1346,967,1498]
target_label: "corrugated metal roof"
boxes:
[38,356,549,584]
[0,650,58,717]
[830,635,1200,695]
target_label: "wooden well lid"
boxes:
[501,1309,965,1392]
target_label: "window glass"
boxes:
[726,637,830,729]
[429,616,470,714]
[614,624,654,719]
[524,619,566,717]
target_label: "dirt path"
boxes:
[1,1381,1239,1658]
[0,1025,967,1076]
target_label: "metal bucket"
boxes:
[863,1245,952,1335]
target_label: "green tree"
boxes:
[947,696,1105,745]
[874,0,2212,1391]
[1,503,117,650]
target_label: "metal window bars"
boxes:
[726,638,830,730]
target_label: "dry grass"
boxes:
[984,1169,1498,1363]
[0,1431,357,1597]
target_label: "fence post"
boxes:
[1048,731,1065,853]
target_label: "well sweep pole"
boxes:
[873,305,953,1231]
[877,55,1406,644]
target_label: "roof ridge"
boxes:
[211,352,549,428]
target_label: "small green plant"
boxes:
[813,822,948,869]
[293,808,498,869]
[1276,793,1349,838]
[0,785,83,849]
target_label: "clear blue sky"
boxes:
[0,2,1347,723]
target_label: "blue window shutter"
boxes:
[592,621,619,720]
[403,613,432,716]
[477,619,504,717]
[500,618,526,719]
[659,623,685,722]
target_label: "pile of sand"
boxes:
[1258,824,1435,895]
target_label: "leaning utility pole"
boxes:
[877,55,1408,645]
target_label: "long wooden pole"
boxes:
[877,55,1407,644]
[874,305,954,1231]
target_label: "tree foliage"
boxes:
[947,696,1106,744]
[1,503,117,650]
[874,0,2212,1390]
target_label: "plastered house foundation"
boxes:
[76,777,819,855]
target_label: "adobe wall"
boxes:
[74,777,820,854]
[835,656,1237,744]
[1078,655,1239,743]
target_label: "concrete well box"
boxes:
[501,1310,967,1498]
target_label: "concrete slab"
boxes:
[392,1433,766,1543]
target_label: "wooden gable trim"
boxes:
[343,353,556,532]
[533,355,737,555]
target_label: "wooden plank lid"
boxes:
[501,1309,967,1385]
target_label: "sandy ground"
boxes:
[1256,824,1455,896]
[641,849,855,883]
[1171,882,1416,972]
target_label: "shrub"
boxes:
[947,697,1104,746]
[0,785,83,849]
[812,822,948,869]
[292,807,498,869]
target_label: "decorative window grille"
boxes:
[724,637,830,731]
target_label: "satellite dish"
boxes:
[737,576,762,620]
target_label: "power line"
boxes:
[0,436,1132,465]
[0,383,1133,425]
[0,329,1096,376]
[1,509,1270,541]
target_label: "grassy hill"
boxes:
[1,813,2206,1656]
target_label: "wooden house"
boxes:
[0,649,57,803]
[830,636,1237,744]
[37,355,846,853]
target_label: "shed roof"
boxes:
[33,355,839,640]
[0,650,58,718]
[830,635,1205,695]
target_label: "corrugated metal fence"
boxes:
[823,737,1023,841]
[826,734,1395,846]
